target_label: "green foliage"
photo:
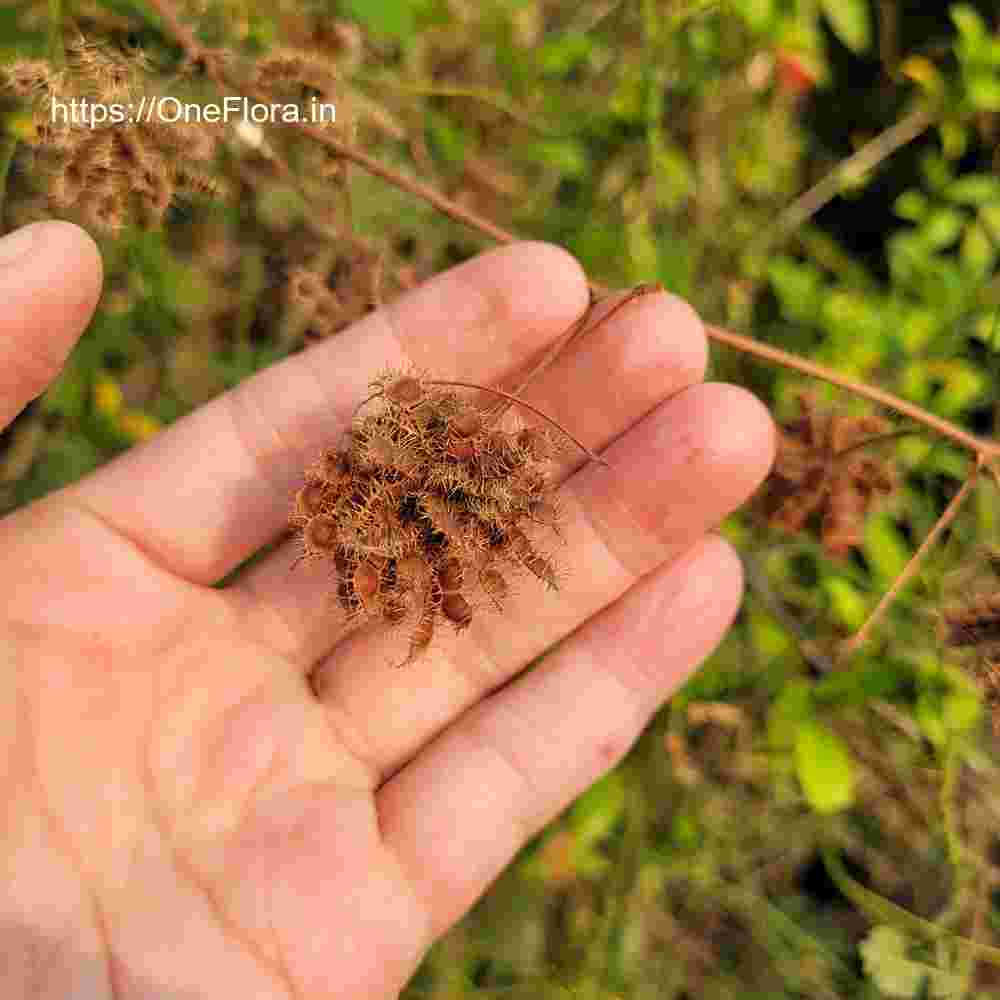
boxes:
[819,0,872,55]
[861,925,964,999]
[794,718,856,814]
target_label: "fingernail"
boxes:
[0,224,40,268]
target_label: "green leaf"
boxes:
[967,72,1000,111]
[652,144,695,211]
[916,691,947,747]
[861,925,964,999]
[523,137,588,178]
[424,112,469,166]
[535,32,594,76]
[952,4,989,44]
[820,0,871,53]
[794,718,855,814]
[748,608,794,663]
[568,770,627,851]
[731,0,775,32]
[942,686,982,735]
[768,680,814,750]
[960,220,996,278]
[823,577,869,630]
[981,202,1000,242]
[894,189,929,221]
[920,207,965,250]
[864,514,910,586]
[767,256,826,326]
[946,174,1000,204]
[339,0,415,38]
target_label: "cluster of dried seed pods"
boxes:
[290,370,567,665]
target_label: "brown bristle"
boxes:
[396,555,428,589]
[480,568,508,604]
[517,427,551,461]
[529,499,560,527]
[509,528,558,589]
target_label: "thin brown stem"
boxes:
[495,283,662,421]
[768,107,934,244]
[841,467,981,658]
[706,325,1000,461]
[832,427,923,462]
[425,380,609,467]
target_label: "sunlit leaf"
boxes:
[819,0,871,53]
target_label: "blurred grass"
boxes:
[3,0,1000,997]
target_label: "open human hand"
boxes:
[0,221,774,998]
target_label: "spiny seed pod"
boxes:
[479,567,509,609]
[295,480,328,519]
[517,427,554,461]
[942,595,1000,647]
[508,527,559,590]
[529,498,561,529]
[760,393,896,559]
[442,592,473,629]
[385,375,424,405]
[304,515,338,553]
[398,577,441,667]
[439,557,464,593]
[315,448,351,484]
[288,268,327,303]
[291,367,596,666]
[353,562,381,601]
[451,410,482,438]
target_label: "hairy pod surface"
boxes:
[290,368,571,665]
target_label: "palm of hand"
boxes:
[0,225,773,999]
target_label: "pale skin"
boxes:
[0,220,775,999]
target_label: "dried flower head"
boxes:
[2,35,226,233]
[286,241,383,341]
[290,370,572,666]
[761,392,896,558]
[942,594,1000,648]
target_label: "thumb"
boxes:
[0,220,103,431]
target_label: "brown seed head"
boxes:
[296,481,328,518]
[291,368,568,665]
[439,557,464,593]
[451,410,482,438]
[305,515,338,552]
[442,592,473,629]
[385,376,424,405]
[517,427,552,461]
[353,562,380,600]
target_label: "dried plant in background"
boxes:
[289,370,573,665]
[2,35,225,232]
[942,580,1000,734]
[761,392,896,558]
[286,238,384,341]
